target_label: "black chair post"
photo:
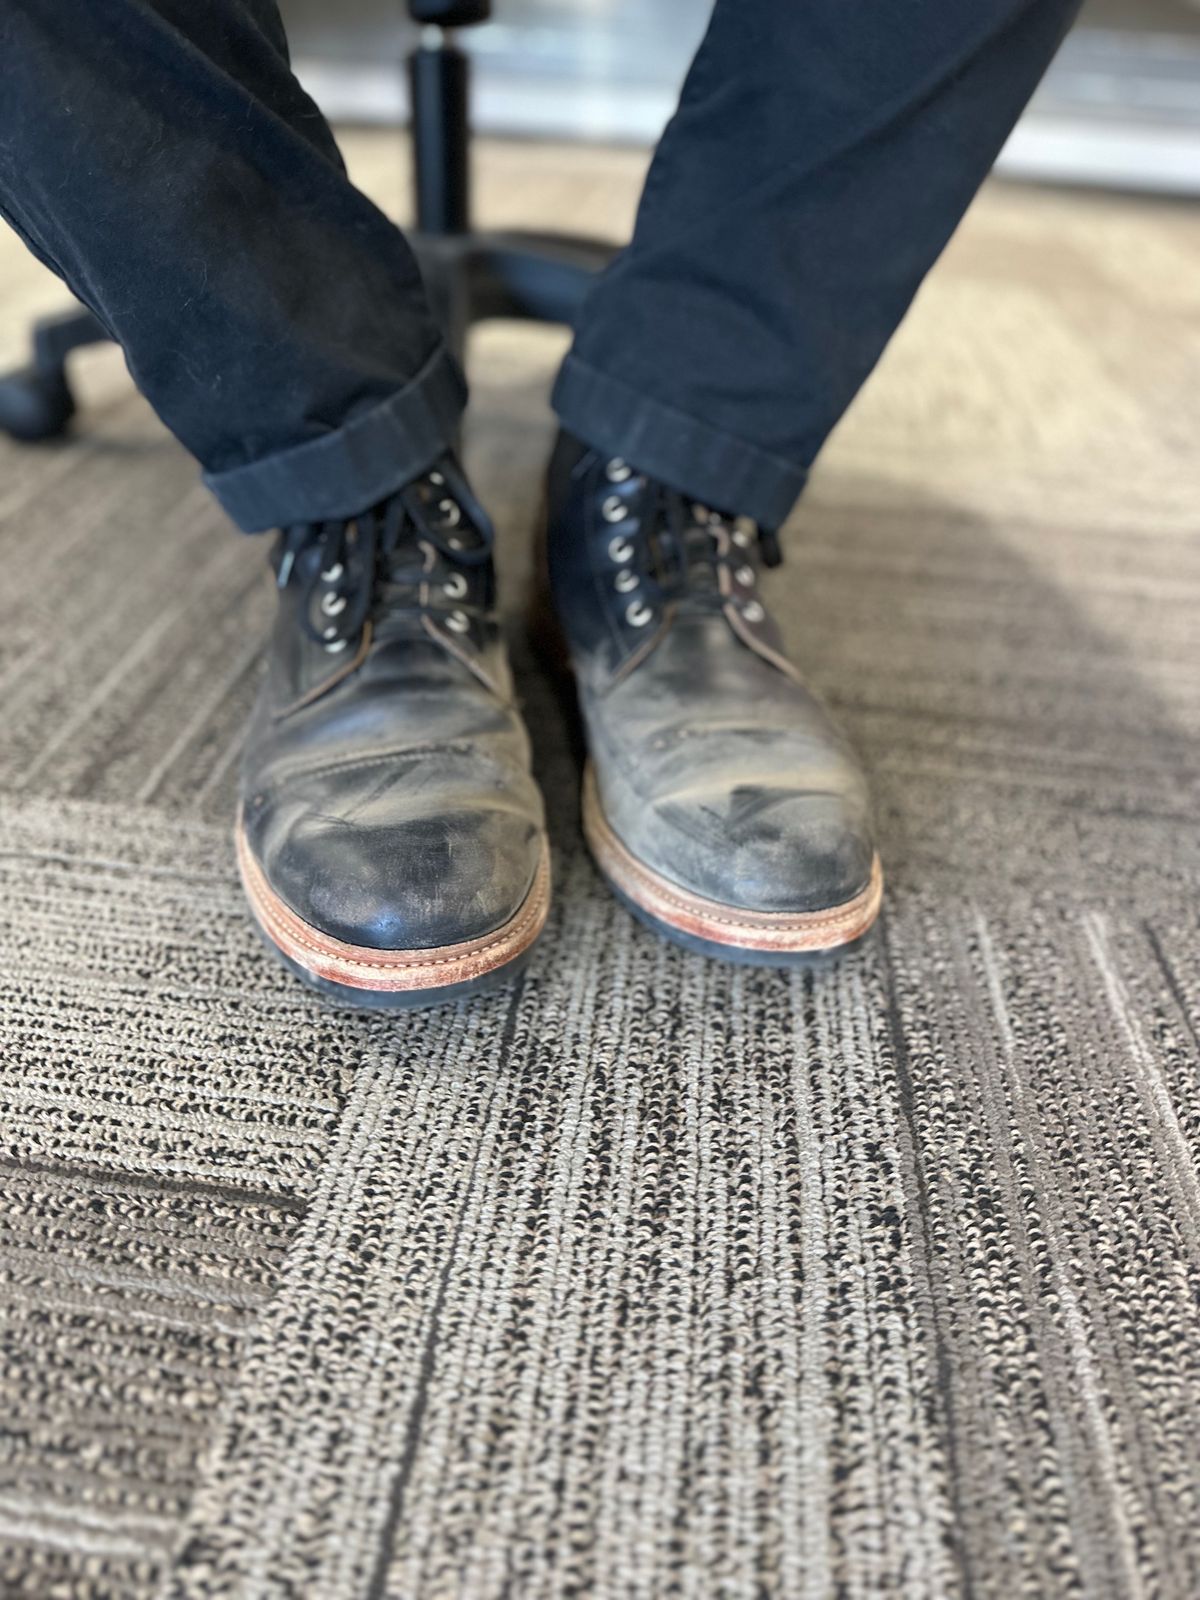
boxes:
[409,13,475,235]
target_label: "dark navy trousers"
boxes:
[0,0,1079,532]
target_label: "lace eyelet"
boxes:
[614,569,638,594]
[605,458,632,483]
[428,470,445,487]
[445,610,470,634]
[320,591,347,616]
[322,628,348,653]
[735,565,755,587]
[320,562,344,583]
[626,600,653,628]
[731,528,752,549]
[601,495,627,523]
[438,498,462,527]
[608,536,633,564]
[443,573,468,600]
[742,600,765,624]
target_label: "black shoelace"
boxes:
[276,459,494,653]
[647,485,781,608]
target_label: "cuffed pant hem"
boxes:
[203,342,467,533]
[551,353,809,530]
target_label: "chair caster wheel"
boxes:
[0,364,76,441]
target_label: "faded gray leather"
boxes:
[546,434,876,914]
[240,463,545,952]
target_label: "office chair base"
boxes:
[412,227,613,364]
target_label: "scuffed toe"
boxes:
[246,800,543,953]
[625,783,875,915]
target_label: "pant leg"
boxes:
[0,0,463,532]
[553,0,1081,530]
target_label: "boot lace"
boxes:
[600,458,781,629]
[276,459,493,654]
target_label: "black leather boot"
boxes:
[238,457,549,1008]
[542,433,881,965]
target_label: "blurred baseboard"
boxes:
[998,111,1200,193]
[1007,22,1200,192]
[294,58,672,144]
[293,15,1200,196]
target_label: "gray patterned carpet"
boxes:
[2,146,1199,1599]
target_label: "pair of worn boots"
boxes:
[237,433,883,1007]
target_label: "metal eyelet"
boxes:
[625,600,653,628]
[614,569,638,594]
[320,591,347,616]
[731,528,752,549]
[601,495,627,523]
[438,498,462,527]
[608,536,633,564]
[605,458,632,483]
[443,573,468,599]
[428,470,445,487]
[445,610,470,634]
[320,562,344,583]
[735,564,755,587]
[322,628,348,653]
[742,600,765,623]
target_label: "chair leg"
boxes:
[469,232,616,326]
[0,306,110,441]
[410,229,615,358]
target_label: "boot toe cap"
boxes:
[625,783,876,916]
[247,801,544,953]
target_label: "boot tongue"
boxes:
[660,495,735,611]
[680,520,723,602]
